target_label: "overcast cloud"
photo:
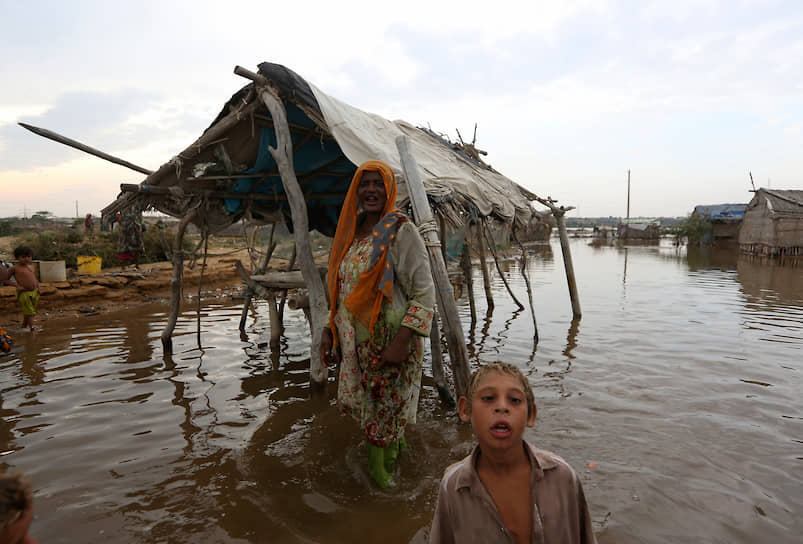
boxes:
[1,0,801,218]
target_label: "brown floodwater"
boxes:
[1,238,801,543]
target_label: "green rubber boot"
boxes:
[384,440,400,474]
[367,443,392,488]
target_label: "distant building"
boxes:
[618,218,660,240]
[738,189,803,257]
[691,203,746,245]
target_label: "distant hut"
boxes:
[738,189,803,257]
[691,203,746,245]
[519,209,555,242]
[619,218,660,240]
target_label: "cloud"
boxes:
[0,88,211,172]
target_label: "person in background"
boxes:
[320,160,435,488]
[116,203,145,269]
[0,246,40,332]
[430,362,597,544]
[0,471,39,544]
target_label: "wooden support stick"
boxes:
[235,64,329,386]
[239,225,276,331]
[460,232,477,324]
[196,230,209,348]
[554,209,582,318]
[482,219,524,310]
[475,224,495,311]
[161,209,198,354]
[511,228,539,342]
[429,311,456,406]
[396,135,471,398]
[277,243,297,323]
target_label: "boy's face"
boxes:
[16,255,32,265]
[458,371,536,454]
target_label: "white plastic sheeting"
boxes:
[309,83,533,228]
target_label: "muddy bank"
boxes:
[0,249,281,326]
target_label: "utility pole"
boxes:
[626,169,631,221]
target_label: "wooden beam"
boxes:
[396,135,471,399]
[554,209,582,318]
[235,64,330,386]
[19,122,153,175]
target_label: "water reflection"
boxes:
[0,240,800,543]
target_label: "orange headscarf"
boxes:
[327,160,401,344]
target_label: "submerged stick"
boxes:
[481,219,524,310]
[18,122,153,175]
[511,229,539,343]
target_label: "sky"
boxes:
[1,0,801,219]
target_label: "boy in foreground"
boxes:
[430,362,597,544]
[1,246,40,331]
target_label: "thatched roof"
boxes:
[747,189,803,219]
[101,62,538,236]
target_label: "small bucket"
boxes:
[77,256,102,275]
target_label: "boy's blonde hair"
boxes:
[0,472,32,529]
[465,362,536,418]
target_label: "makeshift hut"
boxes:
[97,62,579,396]
[618,218,660,240]
[691,203,746,245]
[738,189,803,257]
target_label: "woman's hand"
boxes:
[320,327,340,367]
[379,327,413,368]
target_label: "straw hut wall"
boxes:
[738,189,803,257]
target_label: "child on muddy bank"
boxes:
[0,471,39,544]
[430,362,597,544]
[0,246,40,331]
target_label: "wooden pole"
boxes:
[481,218,524,310]
[429,311,455,406]
[396,135,471,398]
[239,225,277,331]
[554,209,582,319]
[511,228,539,342]
[19,122,153,175]
[460,232,477,324]
[475,224,494,311]
[626,169,631,221]
[235,65,329,386]
[162,209,197,354]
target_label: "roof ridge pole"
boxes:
[396,135,471,399]
[235,65,329,387]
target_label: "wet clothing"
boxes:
[333,220,435,447]
[117,204,144,260]
[16,289,39,317]
[430,442,597,544]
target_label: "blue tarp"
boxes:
[694,203,746,220]
[224,101,357,235]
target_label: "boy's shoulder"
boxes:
[440,442,578,491]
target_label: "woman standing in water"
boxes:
[320,160,435,488]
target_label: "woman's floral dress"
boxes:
[333,221,435,447]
